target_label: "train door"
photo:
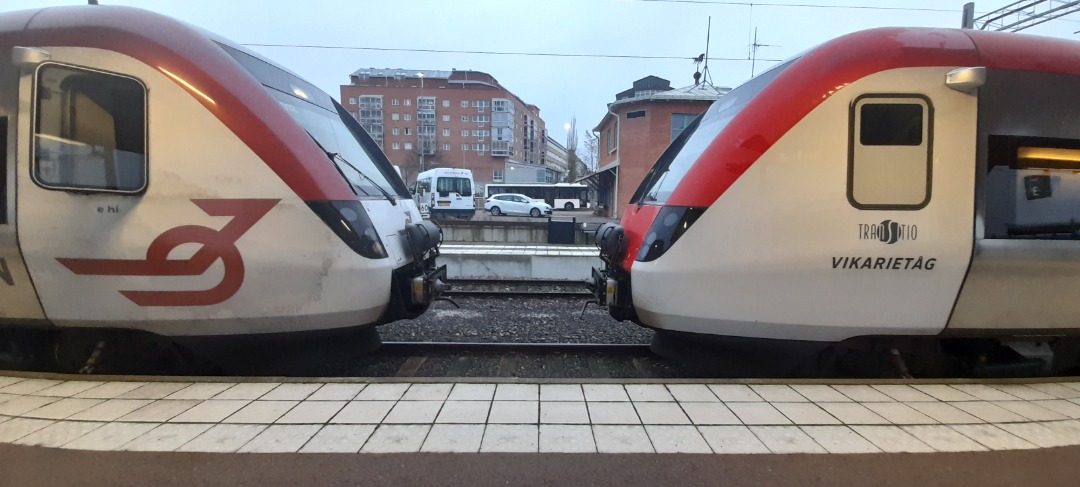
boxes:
[14,48,153,327]
[0,51,47,323]
[840,68,978,336]
[948,69,1080,332]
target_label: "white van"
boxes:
[415,168,475,220]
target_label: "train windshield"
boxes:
[217,43,409,199]
[635,59,795,205]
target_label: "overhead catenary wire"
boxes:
[631,0,1080,23]
[242,43,783,63]
[631,0,978,13]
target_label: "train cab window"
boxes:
[848,95,932,210]
[33,65,146,193]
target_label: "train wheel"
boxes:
[490,206,501,216]
[564,202,574,210]
[530,208,541,217]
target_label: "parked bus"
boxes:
[485,183,589,210]
[415,168,475,219]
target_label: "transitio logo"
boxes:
[858,220,917,245]
[57,199,279,307]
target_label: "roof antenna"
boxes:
[693,17,714,86]
[748,28,777,77]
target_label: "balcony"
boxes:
[418,135,437,156]
[492,141,512,157]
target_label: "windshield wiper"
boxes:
[308,133,397,205]
[329,152,397,205]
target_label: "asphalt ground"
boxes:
[4,442,1078,486]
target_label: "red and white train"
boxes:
[593,27,1080,373]
[0,5,445,363]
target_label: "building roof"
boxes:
[350,68,454,79]
[593,82,731,131]
[544,135,568,153]
[611,82,731,107]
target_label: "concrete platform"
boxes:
[3,374,1080,455]
[440,244,600,280]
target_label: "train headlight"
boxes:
[636,206,706,262]
[307,200,388,259]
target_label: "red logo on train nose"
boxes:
[56,199,279,307]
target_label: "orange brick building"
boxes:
[340,69,548,191]
[588,76,729,218]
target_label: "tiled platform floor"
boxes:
[2,376,1080,454]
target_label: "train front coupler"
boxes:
[387,220,452,319]
[586,222,638,322]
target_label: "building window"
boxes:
[392,99,400,106]
[493,169,504,182]
[404,142,413,150]
[462,143,469,151]
[404,99,411,106]
[671,113,697,141]
[443,129,451,137]
[443,143,451,150]
[348,97,357,105]
[461,115,468,122]
[392,142,400,150]
[404,114,412,121]
[392,128,400,135]
[461,100,469,108]
[405,127,412,135]
[848,95,932,209]
[391,113,400,121]
[442,114,450,122]
[462,130,469,137]
[442,100,450,108]
[33,64,147,192]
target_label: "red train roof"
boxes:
[0,5,354,201]
[665,27,1080,208]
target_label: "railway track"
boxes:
[444,278,592,298]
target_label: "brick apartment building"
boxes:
[587,76,729,218]
[340,69,547,192]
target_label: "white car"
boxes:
[485,193,553,217]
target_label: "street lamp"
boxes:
[417,72,424,172]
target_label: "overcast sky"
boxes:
[6,0,1080,150]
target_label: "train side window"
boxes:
[33,64,147,193]
[848,95,933,210]
[985,136,1080,239]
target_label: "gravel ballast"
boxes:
[379,296,652,344]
